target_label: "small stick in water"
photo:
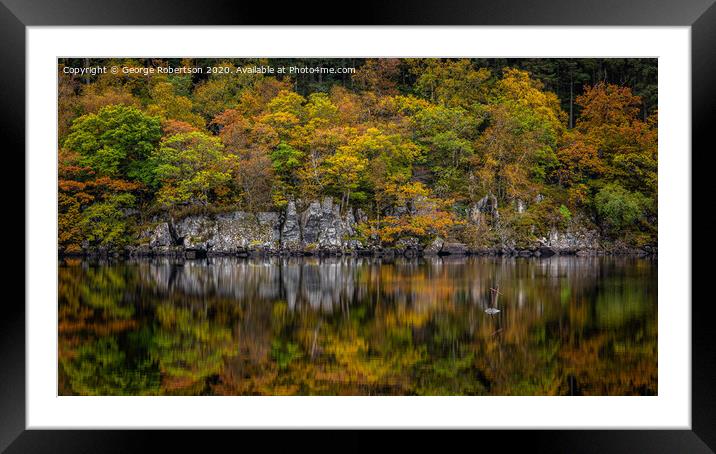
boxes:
[485,286,501,315]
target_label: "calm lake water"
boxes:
[58,256,657,396]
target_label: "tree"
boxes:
[575,83,657,196]
[214,110,279,211]
[594,183,649,233]
[353,58,402,95]
[472,104,545,203]
[78,85,140,116]
[234,77,291,117]
[233,148,275,212]
[81,193,137,247]
[58,146,145,252]
[555,131,606,188]
[63,105,162,184]
[470,69,567,203]
[494,68,566,148]
[373,183,459,244]
[270,142,304,185]
[151,131,234,209]
[292,125,354,201]
[305,92,339,123]
[146,81,205,129]
[409,103,478,198]
[192,61,257,119]
[408,59,492,111]
[161,119,199,137]
[577,83,642,132]
[58,191,84,253]
[327,128,421,212]
[330,85,363,124]
[259,90,306,140]
[58,69,81,141]
[323,144,368,209]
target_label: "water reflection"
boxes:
[58,256,657,396]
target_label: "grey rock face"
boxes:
[142,197,362,256]
[469,194,499,228]
[300,200,323,246]
[318,197,343,249]
[212,212,280,252]
[424,237,444,255]
[255,212,282,250]
[175,216,217,250]
[148,222,174,248]
[342,209,362,249]
[299,197,358,251]
[389,204,410,217]
[542,229,600,254]
[280,201,301,251]
[213,212,252,251]
[441,242,468,255]
[355,208,368,224]
[396,236,420,249]
[395,237,420,257]
[134,222,182,257]
[154,211,282,254]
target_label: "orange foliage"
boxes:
[162,119,199,137]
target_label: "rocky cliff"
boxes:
[125,196,653,259]
[133,197,361,257]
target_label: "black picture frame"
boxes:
[4,0,713,451]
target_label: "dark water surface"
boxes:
[58,256,657,396]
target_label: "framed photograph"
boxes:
[8,0,713,451]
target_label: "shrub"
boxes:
[594,183,648,233]
[80,193,136,248]
[559,204,572,222]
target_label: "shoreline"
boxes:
[60,245,657,260]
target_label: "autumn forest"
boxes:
[58,58,657,255]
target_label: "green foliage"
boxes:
[533,146,560,183]
[594,183,649,233]
[80,193,136,247]
[306,92,338,122]
[150,304,234,391]
[559,204,572,222]
[271,340,303,370]
[611,151,657,196]
[192,62,256,119]
[63,105,161,184]
[270,142,304,180]
[409,59,491,110]
[146,81,206,129]
[60,337,160,396]
[405,103,478,197]
[151,131,234,208]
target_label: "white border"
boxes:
[27,26,691,429]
